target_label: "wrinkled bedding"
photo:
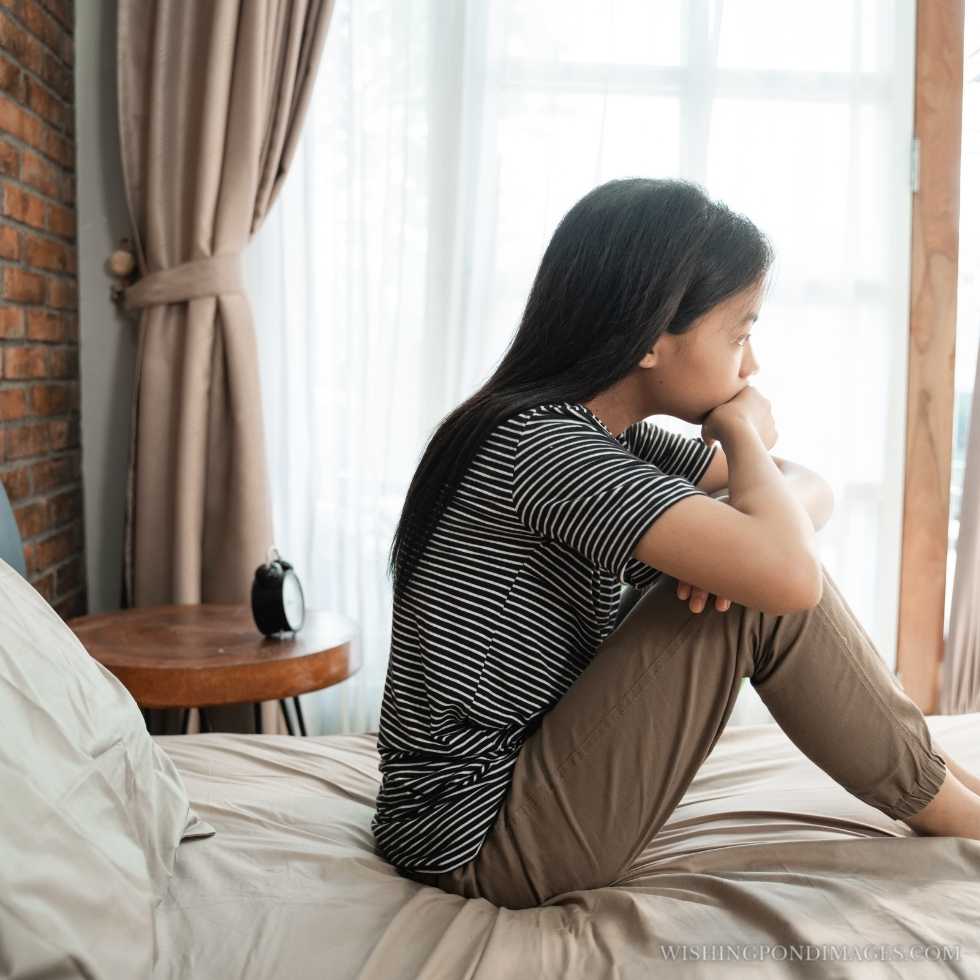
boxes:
[154,713,980,979]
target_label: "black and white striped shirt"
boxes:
[371,401,717,875]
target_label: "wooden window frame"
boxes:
[898,0,966,712]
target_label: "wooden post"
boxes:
[897,0,965,712]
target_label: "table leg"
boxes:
[199,707,211,733]
[180,707,190,735]
[253,702,263,734]
[279,698,296,736]
[293,696,308,737]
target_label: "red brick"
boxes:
[0,10,34,70]
[47,484,79,525]
[0,90,44,152]
[32,525,72,570]
[0,0,81,604]
[3,345,46,378]
[18,103,44,151]
[29,381,67,414]
[0,384,28,418]
[6,419,50,458]
[0,305,24,337]
[22,3,62,59]
[46,276,75,309]
[0,463,30,501]
[24,74,64,130]
[25,307,63,340]
[42,126,70,167]
[39,48,69,103]
[0,55,21,98]
[28,454,69,492]
[3,183,45,228]
[46,346,74,378]
[47,416,74,449]
[25,233,70,272]
[55,553,80,594]
[21,147,60,197]
[40,0,71,35]
[47,198,72,237]
[0,90,26,137]
[14,498,46,537]
[0,136,18,175]
[3,265,44,302]
[0,222,18,258]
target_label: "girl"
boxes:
[371,177,980,910]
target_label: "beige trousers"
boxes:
[400,563,948,910]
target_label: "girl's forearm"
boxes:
[714,460,834,533]
[780,461,835,532]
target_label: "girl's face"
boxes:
[640,280,764,425]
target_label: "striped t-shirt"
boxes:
[371,401,718,875]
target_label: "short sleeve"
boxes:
[511,413,709,580]
[620,556,667,593]
[621,420,717,487]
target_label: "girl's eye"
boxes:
[736,334,751,347]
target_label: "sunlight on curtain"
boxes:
[245,0,917,734]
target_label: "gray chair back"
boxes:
[0,481,27,578]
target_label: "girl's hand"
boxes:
[703,384,778,452]
[676,580,732,613]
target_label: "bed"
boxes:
[150,715,980,979]
[2,549,979,979]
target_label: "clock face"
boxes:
[282,571,305,630]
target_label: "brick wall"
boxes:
[0,0,83,620]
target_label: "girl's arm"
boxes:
[711,456,835,533]
[771,458,835,533]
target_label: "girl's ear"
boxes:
[642,329,675,368]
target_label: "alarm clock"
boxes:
[251,546,306,636]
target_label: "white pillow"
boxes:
[0,558,215,977]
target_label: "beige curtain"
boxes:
[116,0,335,735]
[940,340,980,714]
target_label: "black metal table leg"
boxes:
[279,698,295,736]
[199,707,212,733]
[180,707,190,735]
[253,701,263,733]
[292,696,307,736]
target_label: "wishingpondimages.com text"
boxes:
[658,943,962,963]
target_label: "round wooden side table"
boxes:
[68,604,360,735]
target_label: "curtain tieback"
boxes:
[123,252,245,311]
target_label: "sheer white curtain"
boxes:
[244,0,918,735]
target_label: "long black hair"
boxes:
[387,177,774,602]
